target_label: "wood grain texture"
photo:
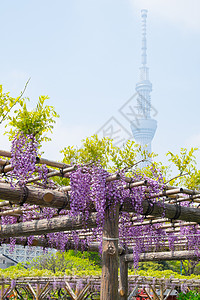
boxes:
[119,255,128,300]
[100,204,119,300]
[125,250,200,262]
[0,213,97,238]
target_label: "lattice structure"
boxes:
[0,244,52,265]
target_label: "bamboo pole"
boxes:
[56,178,147,192]
[0,201,11,208]
[0,150,70,169]
[0,150,11,158]
[167,194,200,204]
[26,165,76,183]
[131,219,197,228]
[0,208,22,216]
[1,237,102,252]
[148,187,200,199]
[0,164,55,176]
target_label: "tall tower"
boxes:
[131,9,157,156]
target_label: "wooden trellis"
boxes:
[0,276,99,300]
[1,149,200,300]
[0,275,199,300]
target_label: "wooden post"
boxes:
[160,283,164,300]
[100,203,119,300]
[36,283,40,300]
[0,284,4,300]
[119,255,128,300]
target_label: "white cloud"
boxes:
[130,0,200,32]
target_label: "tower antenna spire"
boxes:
[141,9,148,66]
[131,9,157,164]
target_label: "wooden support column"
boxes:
[119,255,128,300]
[160,284,164,300]
[100,203,119,300]
[0,284,4,300]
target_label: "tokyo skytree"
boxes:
[131,9,157,156]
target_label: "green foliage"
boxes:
[0,85,25,125]
[61,135,161,175]
[129,268,200,280]
[137,261,170,272]
[166,260,183,274]
[6,95,59,145]
[27,250,101,276]
[166,147,200,189]
[135,260,200,276]
[60,135,200,191]
[61,135,115,169]
[2,255,200,281]
[0,264,54,279]
[178,291,200,300]
[60,135,200,190]
[179,260,200,276]
[0,251,102,278]
[167,148,197,175]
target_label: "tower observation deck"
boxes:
[131,9,157,156]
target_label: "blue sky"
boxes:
[0,0,200,167]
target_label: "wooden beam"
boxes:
[1,182,200,224]
[0,182,70,208]
[123,199,200,223]
[0,213,97,238]
[125,250,200,262]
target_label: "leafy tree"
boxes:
[178,291,200,300]
[166,148,200,275]
[6,95,59,146]
[28,250,101,274]
[0,83,27,125]
[56,135,165,187]
[166,147,200,189]
[136,261,170,272]
[60,134,168,176]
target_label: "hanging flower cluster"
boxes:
[1,133,200,269]
[10,132,38,187]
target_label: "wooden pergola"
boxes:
[0,149,200,300]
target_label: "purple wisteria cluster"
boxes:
[69,165,167,264]
[3,135,200,268]
[10,132,38,187]
[69,165,200,267]
[10,132,50,187]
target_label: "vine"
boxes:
[1,130,200,270]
